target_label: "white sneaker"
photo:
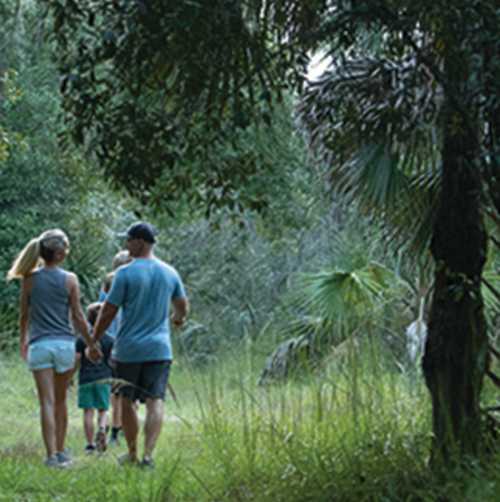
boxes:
[45,454,70,469]
[56,450,73,467]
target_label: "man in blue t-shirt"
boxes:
[92,222,189,468]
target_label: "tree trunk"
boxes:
[422,62,488,462]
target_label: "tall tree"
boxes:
[46,0,499,462]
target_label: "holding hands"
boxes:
[86,341,103,363]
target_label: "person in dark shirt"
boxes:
[76,302,114,453]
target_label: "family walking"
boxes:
[7,222,189,468]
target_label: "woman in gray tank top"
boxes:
[7,229,101,468]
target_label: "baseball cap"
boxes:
[120,222,158,243]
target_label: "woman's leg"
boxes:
[33,369,56,458]
[54,369,73,453]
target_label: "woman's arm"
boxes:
[19,277,31,360]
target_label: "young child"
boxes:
[99,250,133,445]
[76,302,114,454]
[100,271,123,445]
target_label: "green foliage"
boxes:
[0,2,134,347]
[0,70,26,162]
[44,0,500,248]
[15,0,500,465]
[302,262,405,323]
[44,0,303,212]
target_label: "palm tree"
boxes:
[298,5,499,462]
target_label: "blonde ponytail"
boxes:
[6,228,69,281]
[6,238,42,281]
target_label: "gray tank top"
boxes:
[29,267,74,344]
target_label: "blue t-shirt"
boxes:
[98,289,120,338]
[106,258,186,363]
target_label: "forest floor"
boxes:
[0,349,499,501]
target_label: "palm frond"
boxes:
[299,54,442,254]
[300,261,410,328]
[300,55,441,159]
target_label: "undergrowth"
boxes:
[0,342,498,501]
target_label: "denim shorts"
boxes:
[28,338,76,373]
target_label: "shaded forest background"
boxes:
[0,2,500,499]
[0,0,419,368]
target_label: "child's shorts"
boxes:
[28,339,75,374]
[78,382,111,410]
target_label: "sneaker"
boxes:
[85,444,96,455]
[140,457,155,470]
[44,455,61,468]
[110,427,121,442]
[96,428,107,453]
[45,454,71,469]
[118,453,138,466]
[109,436,120,447]
[56,450,73,466]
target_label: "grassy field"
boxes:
[0,344,498,501]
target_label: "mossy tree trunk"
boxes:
[422,50,489,464]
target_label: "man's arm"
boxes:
[67,274,101,361]
[93,301,119,343]
[171,297,189,328]
[67,274,94,347]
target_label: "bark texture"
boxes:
[423,73,489,462]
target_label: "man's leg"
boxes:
[139,361,171,464]
[143,398,164,460]
[121,397,139,460]
[115,361,141,461]
[112,394,122,426]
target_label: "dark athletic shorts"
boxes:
[115,360,171,402]
[109,361,121,396]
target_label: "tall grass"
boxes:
[0,341,498,501]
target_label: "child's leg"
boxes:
[95,384,111,452]
[96,410,108,452]
[110,392,122,442]
[97,409,108,430]
[83,409,95,445]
